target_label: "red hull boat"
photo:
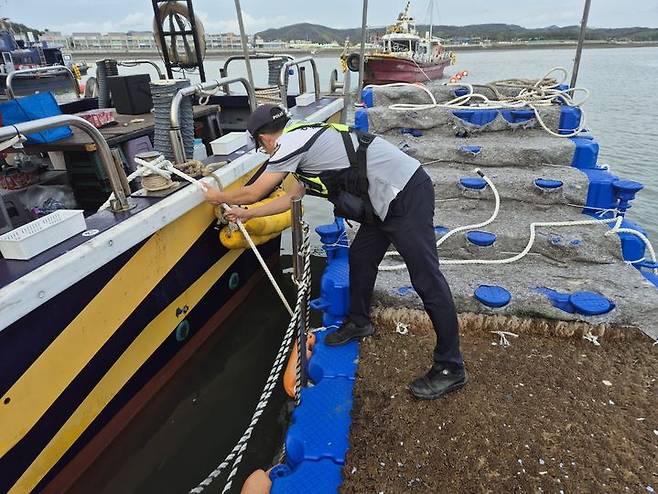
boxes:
[344,1,455,86]
[364,55,451,85]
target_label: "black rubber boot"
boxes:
[408,364,468,400]
[324,321,374,346]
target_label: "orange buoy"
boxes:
[449,77,457,83]
[283,332,316,398]
[240,469,271,494]
[462,70,469,77]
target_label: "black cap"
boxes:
[247,104,290,138]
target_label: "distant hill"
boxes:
[0,20,43,36]
[256,23,658,43]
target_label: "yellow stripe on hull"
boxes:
[10,248,244,494]
[0,203,216,459]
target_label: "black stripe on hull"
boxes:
[0,223,278,492]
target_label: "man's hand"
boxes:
[200,183,224,204]
[223,206,252,223]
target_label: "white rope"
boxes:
[221,200,294,316]
[379,171,658,271]
[606,216,658,274]
[380,168,500,271]
[189,222,312,494]
[381,67,590,138]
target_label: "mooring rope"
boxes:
[378,67,590,138]
[189,222,312,494]
[379,170,658,273]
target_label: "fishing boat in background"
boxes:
[344,1,455,84]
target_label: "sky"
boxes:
[0,0,656,34]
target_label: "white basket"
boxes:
[0,210,86,260]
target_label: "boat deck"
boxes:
[0,97,343,328]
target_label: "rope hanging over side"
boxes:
[189,222,312,494]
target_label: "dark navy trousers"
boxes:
[348,167,464,369]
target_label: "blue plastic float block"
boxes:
[361,87,374,108]
[270,459,343,494]
[308,328,359,382]
[570,136,599,169]
[460,177,487,190]
[312,254,350,327]
[457,144,482,156]
[354,108,369,131]
[581,167,620,211]
[474,285,511,308]
[500,109,535,124]
[570,291,616,316]
[466,230,497,246]
[641,270,658,288]
[534,178,564,189]
[536,287,615,316]
[612,218,648,266]
[401,127,423,137]
[453,86,470,98]
[559,106,582,134]
[434,225,449,235]
[452,109,498,126]
[397,285,416,296]
[285,377,355,467]
[316,220,345,245]
[536,287,574,313]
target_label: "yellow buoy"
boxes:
[218,188,295,249]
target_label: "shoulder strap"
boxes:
[268,126,329,165]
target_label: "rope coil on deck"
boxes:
[189,222,312,494]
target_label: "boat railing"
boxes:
[117,59,167,80]
[279,56,321,109]
[0,114,131,212]
[169,76,257,164]
[220,53,294,83]
[6,65,81,100]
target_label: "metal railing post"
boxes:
[6,65,80,100]
[298,66,307,94]
[278,56,320,109]
[571,0,592,88]
[291,196,308,388]
[169,76,257,163]
[357,0,368,103]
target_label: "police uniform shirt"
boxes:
[265,126,421,221]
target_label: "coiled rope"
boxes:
[189,222,312,494]
[380,67,590,138]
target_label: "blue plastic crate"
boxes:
[571,136,599,169]
[360,87,374,108]
[308,328,359,382]
[285,377,355,466]
[354,108,369,131]
[0,92,72,144]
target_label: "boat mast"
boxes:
[357,0,368,102]
[234,0,255,91]
[429,0,433,39]
[570,0,592,88]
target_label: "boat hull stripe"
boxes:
[10,248,244,493]
[0,203,216,459]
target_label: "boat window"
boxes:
[390,40,409,52]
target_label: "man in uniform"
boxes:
[202,104,467,399]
